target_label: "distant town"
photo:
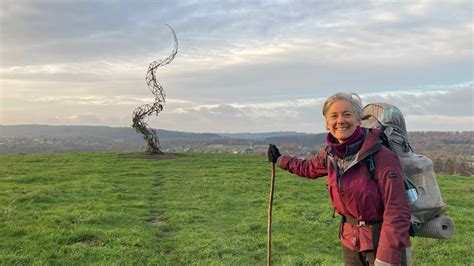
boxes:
[1,125,472,176]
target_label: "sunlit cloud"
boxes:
[27,95,194,106]
[158,85,473,132]
[0,1,472,132]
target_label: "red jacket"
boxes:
[278,128,411,264]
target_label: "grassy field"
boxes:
[0,152,472,265]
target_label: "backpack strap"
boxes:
[364,152,381,256]
[372,223,382,257]
[323,145,331,169]
[323,154,328,170]
[367,154,376,181]
[323,150,338,218]
[379,125,390,148]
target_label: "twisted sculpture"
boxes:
[132,24,178,154]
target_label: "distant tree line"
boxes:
[1,126,472,177]
[408,131,473,177]
[432,156,472,177]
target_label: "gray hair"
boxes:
[322,92,364,120]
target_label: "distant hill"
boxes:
[218,131,310,140]
[0,125,228,154]
[1,125,473,172]
[0,124,222,141]
[1,125,314,142]
[0,125,329,155]
[0,125,331,153]
[265,133,327,147]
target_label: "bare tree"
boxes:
[132,25,178,154]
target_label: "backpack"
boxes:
[361,103,455,239]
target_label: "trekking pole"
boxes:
[267,162,276,266]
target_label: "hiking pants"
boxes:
[342,244,375,266]
[341,245,412,266]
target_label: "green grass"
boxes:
[0,152,472,265]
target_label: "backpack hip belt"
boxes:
[342,215,382,227]
[341,215,382,256]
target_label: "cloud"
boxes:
[361,85,473,117]
[51,114,102,125]
[28,95,151,105]
[2,85,471,132]
[1,1,472,132]
[157,85,474,132]
[3,1,470,66]
[404,115,473,131]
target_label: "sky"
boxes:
[1,0,473,133]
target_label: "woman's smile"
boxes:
[325,100,361,143]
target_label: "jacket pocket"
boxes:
[357,186,382,221]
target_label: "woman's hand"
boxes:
[267,144,281,163]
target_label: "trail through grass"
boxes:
[0,152,472,264]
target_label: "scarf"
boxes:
[326,126,366,158]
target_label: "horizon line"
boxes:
[1,123,472,134]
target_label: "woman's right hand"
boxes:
[267,144,281,163]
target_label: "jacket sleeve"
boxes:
[374,150,412,264]
[277,149,328,179]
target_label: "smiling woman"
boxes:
[323,93,363,143]
[268,92,413,266]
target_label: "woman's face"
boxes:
[325,100,361,143]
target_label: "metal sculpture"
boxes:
[132,24,178,154]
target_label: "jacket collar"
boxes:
[349,128,382,168]
[327,128,382,173]
[326,126,366,158]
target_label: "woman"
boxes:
[267,93,412,266]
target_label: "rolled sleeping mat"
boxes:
[412,215,455,239]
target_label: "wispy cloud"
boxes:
[1,1,472,132]
[160,85,474,132]
[27,95,194,107]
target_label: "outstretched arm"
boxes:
[277,149,328,179]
